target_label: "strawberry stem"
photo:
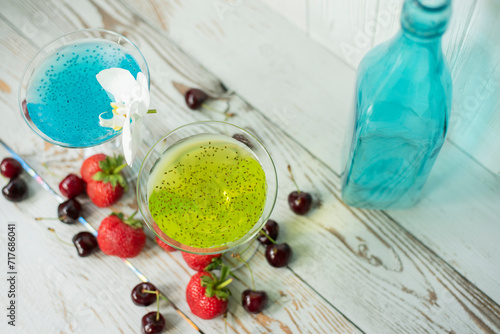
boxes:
[216,278,233,290]
[260,230,277,244]
[48,228,73,247]
[287,165,300,193]
[113,163,127,174]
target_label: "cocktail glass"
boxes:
[137,121,278,259]
[18,29,149,165]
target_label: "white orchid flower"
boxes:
[96,68,153,165]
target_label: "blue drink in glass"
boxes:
[341,0,452,209]
[25,39,141,147]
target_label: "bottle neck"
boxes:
[401,0,451,39]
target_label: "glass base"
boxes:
[82,125,157,182]
[222,239,260,271]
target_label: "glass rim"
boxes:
[18,28,150,148]
[137,120,278,254]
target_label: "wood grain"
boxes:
[0,7,360,334]
[115,0,500,305]
[0,0,499,333]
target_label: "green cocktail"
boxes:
[137,121,278,254]
[147,134,267,248]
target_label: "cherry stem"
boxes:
[260,230,277,244]
[201,102,235,118]
[142,289,171,304]
[232,254,255,290]
[287,165,300,193]
[142,289,199,332]
[35,216,67,221]
[216,278,233,290]
[147,109,157,114]
[47,228,73,247]
[237,240,254,256]
[156,290,160,322]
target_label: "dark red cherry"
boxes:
[1,158,23,178]
[132,282,158,306]
[72,232,98,257]
[141,311,165,334]
[265,243,292,268]
[57,198,82,224]
[288,191,312,215]
[185,88,208,110]
[2,177,28,202]
[59,174,86,198]
[241,289,268,313]
[257,219,279,245]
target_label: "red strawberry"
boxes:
[80,153,107,183]
[84,155,127,207]
[186,266,232,320]
[155,237,177,252]
[87,181,124,208]
[97,212,146,258]
[182,252,222,272]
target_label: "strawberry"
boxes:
[155,237,177,252]
[84,155,127,208]
[87,180,124,208]
[182,252,222,272]
[97,212,146,258]
[80,153,107,183]
[186,266,232,320]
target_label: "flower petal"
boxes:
[96,68,138,102]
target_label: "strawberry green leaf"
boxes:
[92,171,105,181]
[205,285,214,298]
[205,257,222,272]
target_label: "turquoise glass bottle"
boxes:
[341,0,452,209]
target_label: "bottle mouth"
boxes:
[401,0,452,38]
[415,0,451,11]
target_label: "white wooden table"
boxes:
[1,0,499,333]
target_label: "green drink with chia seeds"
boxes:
[147,134,267,248]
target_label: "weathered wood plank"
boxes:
[115,0,500,304]
[2,0,500,333]
[258,0,309,32]
[0,7,361,334]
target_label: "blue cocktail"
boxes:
[20,29,149,148]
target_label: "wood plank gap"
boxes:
[0,13,39,49]
[380,210,500,310]
[447,138,498,177]
[285,265,366,334]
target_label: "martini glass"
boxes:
[18,29,150,170]
[137,121,278,263]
